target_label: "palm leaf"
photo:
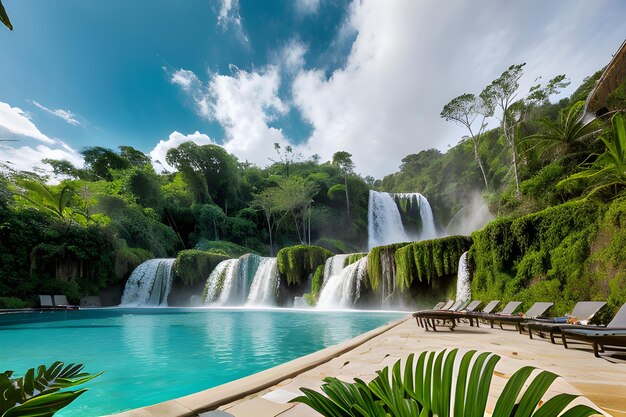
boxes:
[0,0,12,31]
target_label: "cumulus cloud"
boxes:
[30,100,82,126]
[168,65,291,165]
[288,0,626,177]
[278,40,307,74]
[216,0,248,44]
[0,101,83,175]
[149,131,213,173]
[0,102,55,144]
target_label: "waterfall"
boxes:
[368,191,409,249]
[203,259,240,305]
[317,257,368,309]
[246,257,280,306]
[121,259,175,306]
[323,254,350,287]
[417,194,436,240]
[455,252,471,302]
[368,191,437,249]
[203,255,280,306]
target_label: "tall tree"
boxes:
[166,142,240,211]
[81,147,131,181]
[331,151,355,218]
[481,63,526,194]
[441,94,493,189]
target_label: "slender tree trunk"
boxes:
[292,210,303,243]
[502,113,520,195]
[344,175,350,218]
[265,212,274,256]
[472,138,489,190]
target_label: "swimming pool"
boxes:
[0,308,405,416]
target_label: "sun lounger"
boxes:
[525,301,607,343]
[52,295,79,310]
[561,303,626,357]
[467,300,520,327]
[39,295,54,309]
[413,300,456,328]
[486,302,553,333]
[416,300,483,331]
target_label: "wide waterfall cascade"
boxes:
[368,191,438,249]
[317,257,368,309]
[204,255,280,306]
[246,257,280,306]
[121,259,175,306]
[455,252,471,302]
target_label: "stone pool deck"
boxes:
[113,316,626,417]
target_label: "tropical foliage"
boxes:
[292,349,600,417]
[1,362,100,417]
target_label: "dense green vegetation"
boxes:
[2,55,626,311]
[173,250,230,285]
[0,146,370,306]
[395,236,472,290]
[276,245,333,286]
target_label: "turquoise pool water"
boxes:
[0,308,404,416]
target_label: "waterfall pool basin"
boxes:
[0,307,405,417]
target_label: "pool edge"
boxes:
[105,314,410,417]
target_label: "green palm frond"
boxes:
[1,362,101,417]
[558,112,626,197]
[0,0,12,31]
[292,349,602,417]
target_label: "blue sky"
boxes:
[1,0,625,177]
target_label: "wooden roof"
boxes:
[585,39,626,116]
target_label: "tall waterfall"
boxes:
[368,191,437,249]
[317,257,368,309]
[246,257,280,306]
[455,252,471,302]
[121,259,175,306]
[203,255,279,306]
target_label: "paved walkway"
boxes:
[217,317,626,417]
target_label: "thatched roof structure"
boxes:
[585,39,626,116]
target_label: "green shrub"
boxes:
[194,239,259,258]
[0,296,29,309]
[277,245,333,286]
[174,249,230,285]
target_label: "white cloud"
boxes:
[0,143,83,174]
[149,131,213,173]
[0,102,55,144]
[31,100,82,126]
[216,0,248,44]
[289,0,626,177]
[169,65,291,165]
[0,101,83,176]
[279,40,307,73]
[170,69,199,92]
[296,0,321,15]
